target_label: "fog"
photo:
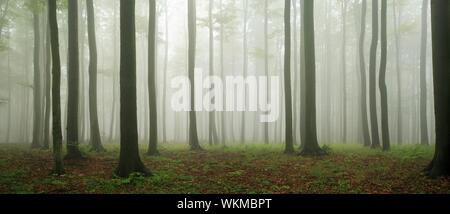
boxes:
[0,0,434,146]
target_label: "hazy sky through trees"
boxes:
[0,0,435,147]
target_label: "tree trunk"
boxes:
[369,0,380,148]
[48,0,64,175]
[65,0,83,159]
[341,1,348,144]
[188,0,202,151]
[31,7,42,149]
[299,0,324,156]
[393,0,403,145]
[264,0,269,144]
[359,0,371,147]
[420,0,430,146]
[379,0,390,151]
[6,37,11,143]
[116,0,150,177]
[109,1,118,143]
[86,0,104,152]
[43,21,51,149]
[209,0,219,146]
[292,0,299,145]
[284,0,294,154]
[147,0,159,156]
[162,0,169,144]
[426,0,450,177]
[299,0,306,148]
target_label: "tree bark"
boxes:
[299,0,325,156]
[284,0,294,154]
[43,20,51,149]
[86,0,104,152]
[31,7,42,149]
[65,0,83,159]
[369,0,380,148]
[209,0,219,146]
[264,0,269,144]
[379,0,390,151]
[48,0,64,175]
[188,0,202,151]
[359,0,371,147]
[393,0,403,145]
[147,0,159,156]
[162,0,169,144]
[116,0,150,177]
[341,1,348,144]
[427,0,450,177]
[299,0,306,148]
[420,0,430,146]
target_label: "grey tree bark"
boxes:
[86,0,104,152]
[299,0,325,156]
[209,0,219,146]
[188,0,202,151]
[426,0,450,177]
[48,0,64,175]
[341,1,348,144]
[420,0,430,146]
[116,0,150,177]
[31,6,42,149]
[240,0,248,145]
[43,18,51,149]
[369,0,381,148]
[147,0,159,156]
[393,0,403,145]
[65,0,83,159]
[359,0,371,147]
[379,0,390,151]
[284,0,294,154]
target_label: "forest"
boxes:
[0,0,449,194]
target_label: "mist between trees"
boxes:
[0,0,448,177]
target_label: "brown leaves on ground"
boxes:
[0,144,449,194]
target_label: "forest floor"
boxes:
[0,143,449,194]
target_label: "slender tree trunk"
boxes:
[299,0,306,148]
[147,0,159,156]
[393,0,403,145]
[284,0,294,154]
[379,0,390,151]
[48,0,64,175]
[264,0,269,144]
[341,1,347,144]
[292,0,299,144]
[162,0,169,144]
[359,0,371,147]
[324,0,332,143]
[240,0,248,144]
[369,0,381,148]
[116,0,150,177]
[109,1,118,143]
[6,38,11,143]
[426,0,450,177]
[31,7,42,149]
[219,0,226,146]
[78,1,86,144]
[299,0,324,156]
[420,0,430,146]
[209,0,219,146]
[43,21,51,149]
[86,0,104,152]
[188,0,202,151]
[65,0,83,159]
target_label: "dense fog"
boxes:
[0,0,435,146]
